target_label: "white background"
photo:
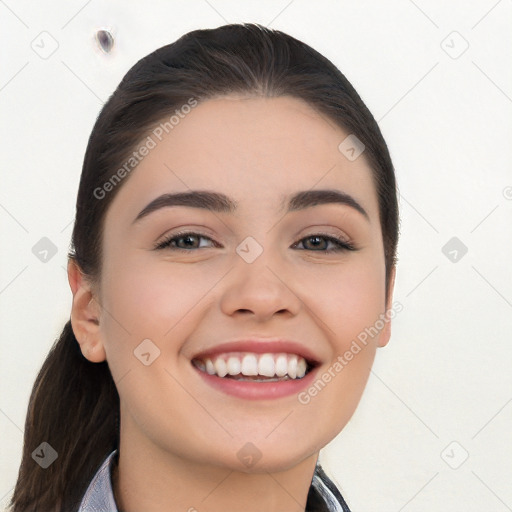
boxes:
[1,1,511,510]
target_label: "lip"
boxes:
[190,338,322,400]
[192,362,321,400]
[191,338,321,365]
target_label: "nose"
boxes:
[219,251,302,323]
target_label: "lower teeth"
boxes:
[227,375,291,382]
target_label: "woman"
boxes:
[9,23,399,512]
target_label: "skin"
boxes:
[68,95,396,512]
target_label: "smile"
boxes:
[190,338,321,400]
[192,352,311,381]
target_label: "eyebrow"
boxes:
[132,189,369,224]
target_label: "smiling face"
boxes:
[78,95,394,473]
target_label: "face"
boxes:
[75,95,394,473]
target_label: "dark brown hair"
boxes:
[9,23,399,512]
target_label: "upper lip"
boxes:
[191,338,322,366]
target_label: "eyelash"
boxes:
[153,231,356,253]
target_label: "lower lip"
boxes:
[192,364,320,400]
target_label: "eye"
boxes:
[154,231,356,253]
[292,233,356,253]
[153,232,218,251]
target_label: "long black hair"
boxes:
[9,23,398,512]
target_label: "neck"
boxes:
[112,425,319,512]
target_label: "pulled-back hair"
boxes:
[9,23,398,512]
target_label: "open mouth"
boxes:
[192,352,315,383]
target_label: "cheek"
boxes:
[296,262,383,434]
[297,349,376,447]
[98,255,224,379]
[101,254,214,334]
[306,253,386,345]
[297,250,384,420]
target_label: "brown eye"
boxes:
[154,232,217,251]
[293,234,355,253]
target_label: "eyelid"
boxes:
[153,225,218,247]
[297,225,355,245]
[293,231,356,252]
[153,229,357,253]
[153,230,218,250]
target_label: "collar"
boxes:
[77,450,118,512]
[77,449,345,512]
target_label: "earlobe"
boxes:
[378,265,397,348]
[67,259,106,363]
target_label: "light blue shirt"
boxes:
[77,449,347,512]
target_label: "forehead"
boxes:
[105,95,379,222]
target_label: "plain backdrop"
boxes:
[1,1,511,510]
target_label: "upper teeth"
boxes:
[195,352,308,379]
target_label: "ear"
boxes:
[67,258,106,363]
[377,265,396,348]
